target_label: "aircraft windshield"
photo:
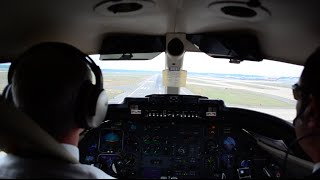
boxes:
[0,52,303,123]
[92,52,303,123]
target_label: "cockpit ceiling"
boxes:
[0,0,320,65]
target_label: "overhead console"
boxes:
[80,94,284,179]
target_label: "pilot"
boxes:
[0,42,115,179]
[293,48,320,177]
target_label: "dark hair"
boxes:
[11,42,91,140]
[301,48,320,95]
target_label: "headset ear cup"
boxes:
[76,81,108,129]
[76,81,95,128]
[87,89,108,128]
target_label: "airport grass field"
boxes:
[186,84,292,108]
[253,82,292,88]
[103,72,152,86]
[0,68,295,110]
[0,71,7,92]
[101,71,294,108]
[105,89,125,100]
[103,72,154,99]
[187,79,278,90]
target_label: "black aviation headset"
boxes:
[2,42,108,129]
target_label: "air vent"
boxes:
[221,6,257,18]
[208,0,270,22]
[94,0,155,16]
[108,3,143,13]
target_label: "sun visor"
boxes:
[186,33,262,62]
[99,34,166,60]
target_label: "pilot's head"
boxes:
[11,42,92,142]
[293,48,320,162]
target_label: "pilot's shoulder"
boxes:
[0,154,116,179]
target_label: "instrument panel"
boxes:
[79,95,282,179]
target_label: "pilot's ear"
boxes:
[307,95,320,129]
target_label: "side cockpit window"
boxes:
[0,63,10,156]
[0,63,10,93]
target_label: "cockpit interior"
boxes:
[1,0,320,179]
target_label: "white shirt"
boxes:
[61,143,80,161]
[0,144,116,179]
[313,162,320,173]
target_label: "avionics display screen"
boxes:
[99,129,124,154]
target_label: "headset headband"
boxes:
[8,42,102,90]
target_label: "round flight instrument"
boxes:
[223,137,236,152]
[104,132,120,143]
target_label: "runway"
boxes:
[109,74,165,104]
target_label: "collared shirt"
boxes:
[0,144,116,179]
[313,162,320,173]
[61,143,80,161]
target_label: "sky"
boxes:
[91,52,304,77]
